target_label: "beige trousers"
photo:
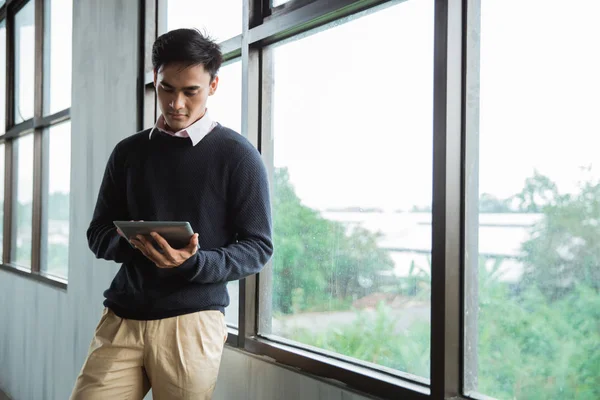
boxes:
[70,308,227,400]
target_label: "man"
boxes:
[71,29,273,400]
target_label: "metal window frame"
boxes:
[0,0,71,290]
[143,0,473,399]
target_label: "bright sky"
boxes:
[166,0,600,212]
[9,0,599,209]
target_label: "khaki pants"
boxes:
[71,308,227,400]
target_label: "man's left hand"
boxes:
[131,232,199,269]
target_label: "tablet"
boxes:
[113,221,194,249]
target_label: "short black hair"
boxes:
[152,28,223,81]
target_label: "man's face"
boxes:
[154,63,219,131]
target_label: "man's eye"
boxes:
[185,91,198,97]
[162,86,174,92]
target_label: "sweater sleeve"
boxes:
[86,144,138,264]
[176,148,273,283]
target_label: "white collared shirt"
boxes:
[149,109,218,146]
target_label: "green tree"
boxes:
[272,167,394,314]
[514,171,559,213]
[521,175,600,299]
[280,171,600,399]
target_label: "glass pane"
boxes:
[464,1,600,399]
[42,121,70,278]
[263,0,434,379]
[44,0,73,115]
[209,59,241,134]
[14,1,35,124]
[12,134,34,268]
[225,280,239,327]
[0,20,6,133]
[272,0,291,7]
[165,0,242,43]
[0,143,4,259]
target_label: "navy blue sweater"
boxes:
[87,124,273,320]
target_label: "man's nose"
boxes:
[170,92,185,111]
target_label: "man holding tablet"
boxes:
[71,28,273,400]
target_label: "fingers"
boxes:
[139,235,171,266]
[186,234,199,253]
[132,236,161,265]
[150,233,172,253]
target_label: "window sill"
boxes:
[225,334,430,400]
[0,263,67,290]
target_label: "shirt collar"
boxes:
[149,110,215,146]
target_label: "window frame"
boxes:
[144,0,467,399]
[0,0,71,290]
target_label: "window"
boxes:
[209,59,242,134]
[42,121,70,277]
[464,1,600,399]
[149,0,598,398]
[12,133,33,267]
[1,0,73,285]
[43,0,72,115]
[161,0,243,43]
[261,0,434,380]
[0,143,4,258]
[14,0,34,124]
[0,19,6,134]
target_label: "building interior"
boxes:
[0,0,598,399]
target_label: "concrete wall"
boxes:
[0,1,372,399]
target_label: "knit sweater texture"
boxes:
[87,124,273,320]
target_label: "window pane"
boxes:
[272,0,290,7]
[42,121,70,278]
[262,0,434,379]
[209,59,241,134]
[0,20,6,133]
[43,0,73,115]
[165,0,242,43]
[464,1,600,399]
[12,134,34,268]
[14,1,35,124]
[0,143,4,259]
[225,280,239,327]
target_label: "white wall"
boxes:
[0,1,374,399]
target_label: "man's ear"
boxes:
[209,75,219,96]
[153,69,158,88]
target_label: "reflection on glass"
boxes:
[14,1,35,124]
[166,0,242,43]
[464,1,600,399]
[12,134,34,268]
[42,122,70,278]
[209,60,241,134]
[44,0,73,115]
[0,143,4,259]
[264,1,434,378]
[0,20,6,133]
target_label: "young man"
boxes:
[71,29,273,400]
